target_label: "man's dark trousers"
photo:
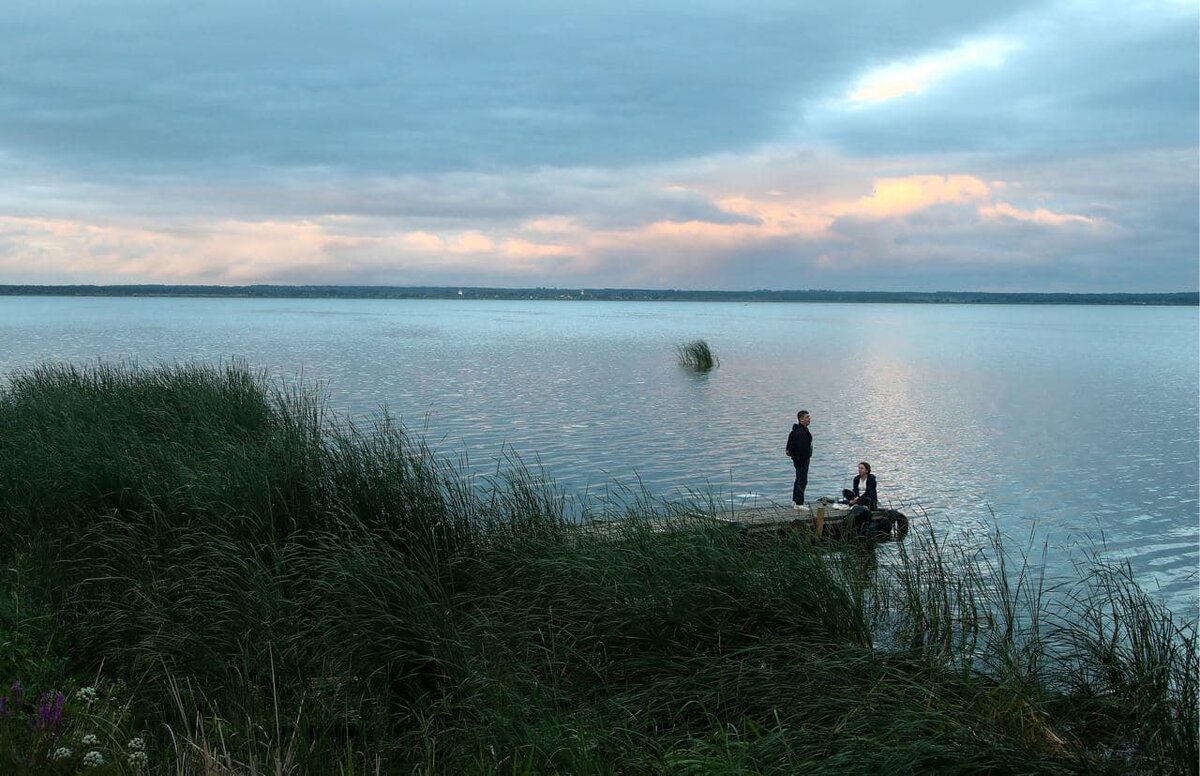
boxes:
[792,458,809,505]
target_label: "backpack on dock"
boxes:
[851,506,910,539]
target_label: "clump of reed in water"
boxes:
[676,339,718,371]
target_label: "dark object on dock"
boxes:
[851,506,909,540]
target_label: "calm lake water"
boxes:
[2,297,1197,611]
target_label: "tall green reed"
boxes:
[675,339,718,371]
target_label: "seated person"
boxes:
[841,461,878,510]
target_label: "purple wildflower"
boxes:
[34,690,65,731]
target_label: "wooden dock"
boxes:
[712,502,854,537]
[579,501,856,541]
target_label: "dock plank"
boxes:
[579,502,855,540]
[713,503,853,537]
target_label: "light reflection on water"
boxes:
[1,297,1197,612]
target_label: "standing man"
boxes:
[786,410,813,508]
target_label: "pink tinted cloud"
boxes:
[0,164,1109,285]
[564,174,1100,267]
[977,201,1098,226]
[0,216,574,282]
[830,174,992,218]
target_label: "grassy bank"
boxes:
[0,362,1194,774]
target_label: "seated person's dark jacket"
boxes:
[850,474,878,510]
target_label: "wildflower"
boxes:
[128,736,146,750]
[35,690,65,731]
[127,749,149,768]
[82,750,105,768]
[81,733,99,745]
[75,686,98,704]
[52,747,73,761]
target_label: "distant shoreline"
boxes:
[1,284,1196,305]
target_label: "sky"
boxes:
[1,0,1196,292]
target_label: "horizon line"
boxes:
[1,283,1197,296]
[1,284,1196,307]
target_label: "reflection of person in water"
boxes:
[842,462,878,510]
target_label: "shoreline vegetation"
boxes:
[1,284,1197,305]
[0,362,1195,773]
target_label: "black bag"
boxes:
[849,505,873,535]
[853,507,909,539]
[884,509,909,538]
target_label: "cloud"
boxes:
[0,0,1040,177]
[978,201,1096,226]
[846,37,1017,105]
[0,151,1174,291]
[831,175,992,218]
[808,0,1197,157]
[0,0,1194,292]
[0,213,583,285]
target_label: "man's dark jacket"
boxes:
[786,423,812,463]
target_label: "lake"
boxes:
[2,296,1197,611]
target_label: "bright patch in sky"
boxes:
[847,37,1018,105]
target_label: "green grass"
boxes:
[0,361,1194,774]
[676,339,719,371]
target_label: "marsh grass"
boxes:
[676,339,718,371]
[0,361,1194,773]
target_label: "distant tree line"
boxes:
[0,284,1196,305]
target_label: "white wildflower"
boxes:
[75,686,98,704]
[81,733,99,745]
[51,747,73,761]
[127,736,146,750]
[82,750,105,768]
[127,749,150,768]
